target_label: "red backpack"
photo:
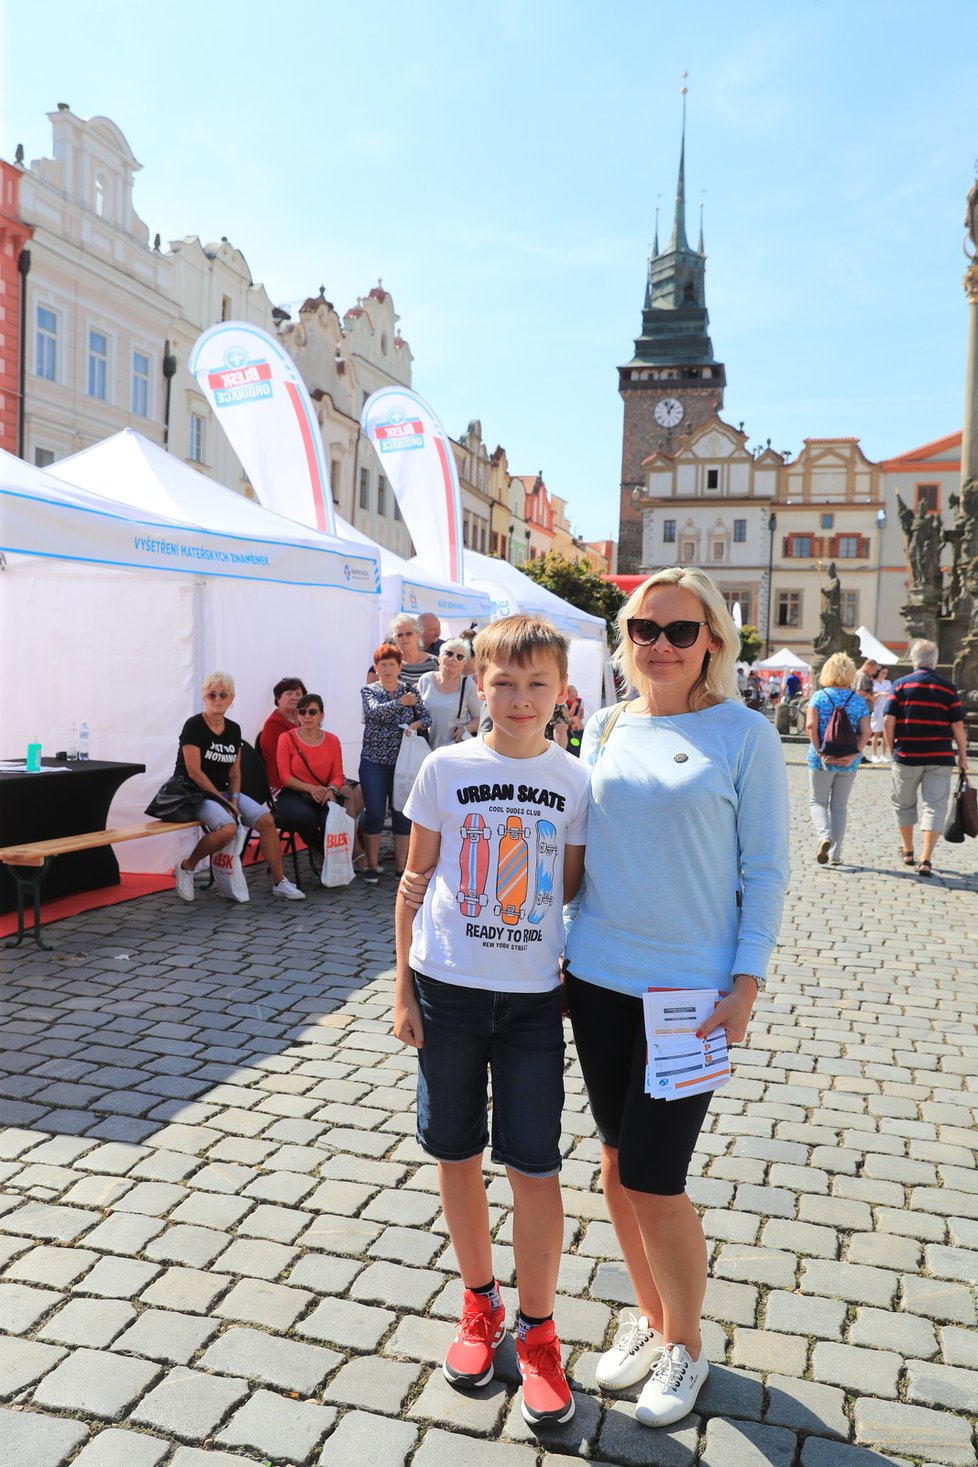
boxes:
[821,692,859,758]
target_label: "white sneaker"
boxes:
[173,864,195,902]
[635,1343,708,1427]
[273,877,306,900]
[816,838,831,865]
[595,1312,664,1390]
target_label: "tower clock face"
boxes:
[654,397,685,428]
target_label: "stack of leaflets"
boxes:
[642,988,731,1101]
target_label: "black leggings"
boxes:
[566,972,714,1196]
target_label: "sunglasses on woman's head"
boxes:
[626,618,708,648]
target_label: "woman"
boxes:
[259,676,307,788]
[564,567,789,1428]
[389,615,438,688]
[275,693,363,864]
[804,652,870,866]
[869,666,892,762]
[417,639,482,749]
[359,643,431,884]
[172,672,305,903]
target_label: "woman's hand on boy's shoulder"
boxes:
[399,866,434,910]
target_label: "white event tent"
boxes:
[755,647,812,672]
[335,514,491,639]
[1,432,380,872]
[856,626,899,666]
[458,548,609,716]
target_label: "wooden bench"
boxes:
[0,821,199,951]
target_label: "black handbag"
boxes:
[145,775,223,823]
[944,773,978,843]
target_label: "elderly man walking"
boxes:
[884,640,969,877]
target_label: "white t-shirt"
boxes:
[404,740,590,992]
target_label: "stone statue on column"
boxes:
[897,495,943,644]
[811,561,860,675]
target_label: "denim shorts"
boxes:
[198,793,267,830]
[413,972,564,1176]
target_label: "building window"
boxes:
[221,295,231,322]
[36,307,58,380]
[821,513,834,530]
[835,535,860,558]
[733,519,747,542]
[94,174,105,218]
[88,329,109,400]
[776,591,801,628]
[787,534,813,557]
[34,447,56,468]
[131,352,150,417]
[188,412,205,463]
[711,540,725,562]
[663,519,676,543]
[359,468,369,510]
[841,591,859,628]
[680,538,696,562]
[915,483,939,514]
[330,459,340,506]
[722,589,752,624]
[480,524,488,553]
[393,496,402,522]
[706,468,720,490]
[463,512,471,548]
[377,474,387,516]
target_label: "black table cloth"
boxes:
[0,759,146,913]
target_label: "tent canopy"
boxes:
[2,436,382,873]
[48,430,379,595]
[856,626,899,666]
[756,647,812,671]
[459,549,606,642]
[335,514,490,625]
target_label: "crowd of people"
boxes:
[165,611,587,903]
[805,641,968,877]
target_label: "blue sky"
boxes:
[2,0,977,541]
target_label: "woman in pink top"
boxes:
[275,693,362,862]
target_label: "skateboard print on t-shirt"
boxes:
[457,813,491,917]
[495,815,530,926]
[527,819,558,925]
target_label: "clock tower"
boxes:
[617,101,726,571]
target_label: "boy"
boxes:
[394,616,590,1425]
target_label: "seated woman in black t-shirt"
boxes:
[172,671,305,903]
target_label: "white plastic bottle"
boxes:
[67,723,79,760]
[78,722,90,761]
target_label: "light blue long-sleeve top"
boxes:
[565,699,789,997]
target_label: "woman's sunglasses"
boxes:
[298,706,323,716]
[626,618,708,649]
[441,651,466,660]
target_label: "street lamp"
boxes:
[874,506,887,635]
[765,511,777,656]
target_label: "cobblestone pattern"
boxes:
[0,756,976,1464]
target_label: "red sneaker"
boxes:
[442,1288,507,1388]
[516,1319,575,1424]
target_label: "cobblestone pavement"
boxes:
[0,753,976,1467]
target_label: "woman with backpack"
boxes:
[804,653,871,867]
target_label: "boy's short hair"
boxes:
[473,615,569,683]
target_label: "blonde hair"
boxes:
[819,652,856,689]
[474,615,569,684]
[201,670,235,697]
[612,566,739,710]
